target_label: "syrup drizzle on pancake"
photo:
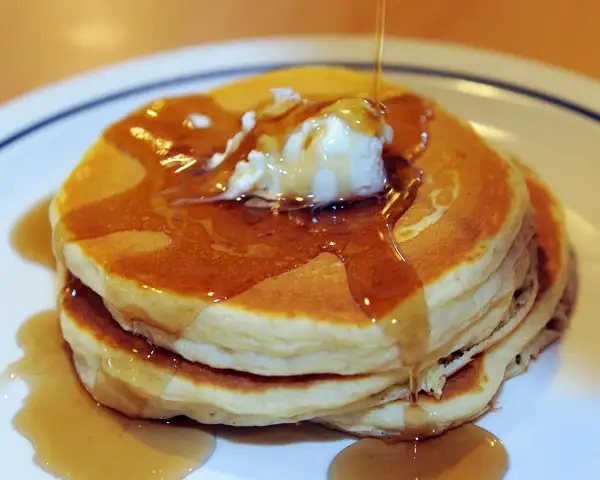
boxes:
[52,90,434,372]
[50,0,432,387]
[329,4,507,475]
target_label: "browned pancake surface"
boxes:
[54,67,520,326]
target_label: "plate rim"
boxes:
[1,34,598,480]
[1,35,600,150]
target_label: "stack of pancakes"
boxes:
[50,67,575,439]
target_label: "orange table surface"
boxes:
[0,0,596,103]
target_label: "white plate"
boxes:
[1,36,599,479]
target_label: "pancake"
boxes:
[56,233,540,427]
[50,66,531,377]
[55,224,540,427]
[57,268,403,426]
[316,169,572,438]
[315,280,574,440]
[104,205,537,387]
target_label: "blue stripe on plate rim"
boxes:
[1,60,599,152]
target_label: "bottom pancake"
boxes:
[316,169,573,439]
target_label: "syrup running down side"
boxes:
[6,0,510,474]
[5,201,216,480]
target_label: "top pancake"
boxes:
[50,66,530,376]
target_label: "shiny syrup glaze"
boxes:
[6,59,508,480]
[372,0,387,103]
[329,423,508,480]
[4,200,216,480]
[10,196,55,270]
[331,3,506,473]
[6,0,509,475]
[53,92,433,370]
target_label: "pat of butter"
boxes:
[209,89,392,207]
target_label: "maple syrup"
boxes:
[372,0,386,102]
[328,3,507,477]
[48,16,435,456]
[10,196,55,270]
[4,3,510,478]
[5,201,216,479]
[329,424,508,480]
[52,90,434,368]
